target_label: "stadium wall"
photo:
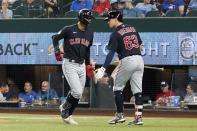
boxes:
[0,18,197,32]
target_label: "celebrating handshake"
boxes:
[86,59,106,80]
[94,67,106,80]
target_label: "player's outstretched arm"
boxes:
[95,50,115,80]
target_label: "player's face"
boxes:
[108,19,116,28]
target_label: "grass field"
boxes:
[0,113,197,131]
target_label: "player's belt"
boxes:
[68,59,84,64]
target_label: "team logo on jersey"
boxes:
[69,38,90,47]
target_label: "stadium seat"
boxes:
[28,0,45,18]
[11,0,24,9]
[165,10,180,17]
[13,6,28,18]
[146,11,161,17]
[28,8,45,18]
[132,0,144,6]
[64,11,78,18]
[93,11,99,17]
[186,10,197,17]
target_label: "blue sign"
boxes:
[0,32,197,65]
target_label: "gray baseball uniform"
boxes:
[103,10,144,125]
[52,9,94,124]
[107,24,144,94]
[113,55,144,94]
[62,59,86,99]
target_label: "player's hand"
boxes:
[86,64,95,78]
[95,67,105,80]
[54,47,62,61]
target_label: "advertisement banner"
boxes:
[0,32,196,65]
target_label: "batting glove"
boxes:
[86,65,95,78]
[54,47,62,61]
[95,67,106,80]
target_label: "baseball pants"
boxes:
[113,55,144,94]
[62,58,86,99]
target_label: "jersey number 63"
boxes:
[123,35,139,50]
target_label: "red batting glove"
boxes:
[54,47,63,61]
[55,54,62,61]
[86,64,95,78]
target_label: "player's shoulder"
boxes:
[58,24,77,34]
[86,26,94,34]
[118,24,136,31]
[63,24,76,30]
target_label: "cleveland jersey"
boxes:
[107,24,142,60]
[53,24,94,65]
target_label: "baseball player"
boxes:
[52,9,94,125]
[95,10,144,125]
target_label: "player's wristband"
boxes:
[54,47,60,55]
[100,67,106,72]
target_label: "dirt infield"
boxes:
[0,107,197,118]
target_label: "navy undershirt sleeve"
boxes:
[103,50,115,68]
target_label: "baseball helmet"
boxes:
[78,9,94,25]
[104,10,123,22]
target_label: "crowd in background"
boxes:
[0,0,197,19]
[1,76,196,108]
[0,60,196,109]
[0,80,59,107]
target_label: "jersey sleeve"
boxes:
[136,32,142,45]
[85,47,90,65]
[107,32,119,52]
[89,31,94,46]
[85,32,94,65]
[52,26,69,48]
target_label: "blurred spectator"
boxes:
[0,0,13,19]
[4,78,19,101]
[96,74,114,88]
[2,83,16,101]
[45,0,59,17]
[118,0,126,11]
[26,0,33,4]
[37,81,58,101]
[93,0,111,16]
[135,0,158,17]
[18,81,38,104]
[8,0,17,4]
[155,81,176,106]
[70,0,93,12]
[110,0,119,10]
[188,0,197,10]
[0,82,7,101]
[162,0,185,16]
[122,0,143,17]
[183,83,197,103]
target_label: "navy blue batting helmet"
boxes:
[104,10,123,22]
[78,9,94,25]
